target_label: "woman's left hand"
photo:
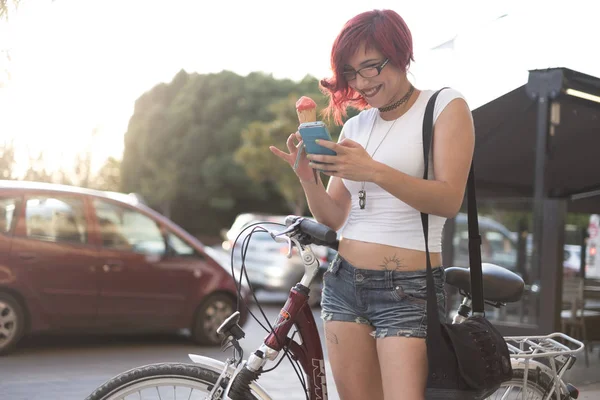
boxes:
[307,138,380,181]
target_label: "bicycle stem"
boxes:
[297,245,321,288]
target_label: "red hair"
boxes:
[320,9,414,125]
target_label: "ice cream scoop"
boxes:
[296,96,317,123]
[294,96,321,184]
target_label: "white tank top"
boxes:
[340,88,467,253]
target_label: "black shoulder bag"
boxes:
[421,89,513,400]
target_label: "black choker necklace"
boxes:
[378,85,415,113]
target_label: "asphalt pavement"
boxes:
[0,292,599,399]
[0,294,334,400]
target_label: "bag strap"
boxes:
[421,89,485,330]
[466,165,484,314]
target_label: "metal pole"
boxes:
[531,96,550,284]
[580,228,588,278]
[531,95,551,331]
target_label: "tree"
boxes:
[0,0,19,20]
[120,69,358,236]
[22,152,53,183]
[90,156,121,192]
[0,140,15,179]
[138,158,178,218]
[121,70,303,235]
[236,118,305,215]
[235,94,319,215]
[235,89,358,215]
[53,169,74,186]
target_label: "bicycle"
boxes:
[86,216,585,400]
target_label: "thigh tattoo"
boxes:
[325,329,339,344]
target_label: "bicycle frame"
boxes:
[188,281,326,400]
[264,284,327,400]
[92,216,585,400]
[255,238,327,400]
[210,238,327,400]
[199,220,584,400]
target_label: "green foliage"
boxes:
[90,157,121,192]
[119,68,366,237]
[120,70,327,236]
[235,92,330,215]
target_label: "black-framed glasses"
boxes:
[342,59,389,81]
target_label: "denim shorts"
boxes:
[320,254,447,339]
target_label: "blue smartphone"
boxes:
[298,122,337,158]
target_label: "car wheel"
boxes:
[191,293,236,346]
[0,292,26,355]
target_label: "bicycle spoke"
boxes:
[490,382,545,400]
[98,378,214,400]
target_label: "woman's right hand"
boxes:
[269,132,316,183]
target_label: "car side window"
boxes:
[483,231,515,259]
[0,196,18,235]
[453,226,469,253]
[24,196,87,244]
[93,199,165,255]
[167,232,200,258]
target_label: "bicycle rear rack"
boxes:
[503,333,584,399]
[504,332,584,359]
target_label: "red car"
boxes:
[0,180,249,355]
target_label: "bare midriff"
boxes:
[337,237,442,272]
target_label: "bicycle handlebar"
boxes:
[283,215,338,249]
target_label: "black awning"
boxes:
[470,68,600,212]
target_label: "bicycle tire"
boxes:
[487,368,569,400]
[85,362,263,400]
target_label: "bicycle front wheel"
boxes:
[85,363,266,400]
[487,368,568,400]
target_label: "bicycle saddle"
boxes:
[445,263,525,303]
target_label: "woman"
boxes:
[270,9,474,400]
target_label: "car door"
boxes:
[92,198,197,329]
[9,193,99,328]
[0,194,19,283]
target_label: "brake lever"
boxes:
[285,236,293,258]
[269,219,301,239]
[269,222,304,259]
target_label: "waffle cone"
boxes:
[297,108,317,124]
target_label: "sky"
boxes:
[0,0,599,176]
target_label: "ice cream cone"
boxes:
[297,108,317,123]
[295,96,317,124]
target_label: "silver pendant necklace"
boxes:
[359,115,400,209]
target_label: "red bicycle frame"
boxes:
[264,284,327,400]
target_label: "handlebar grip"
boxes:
[299,218,337,244]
